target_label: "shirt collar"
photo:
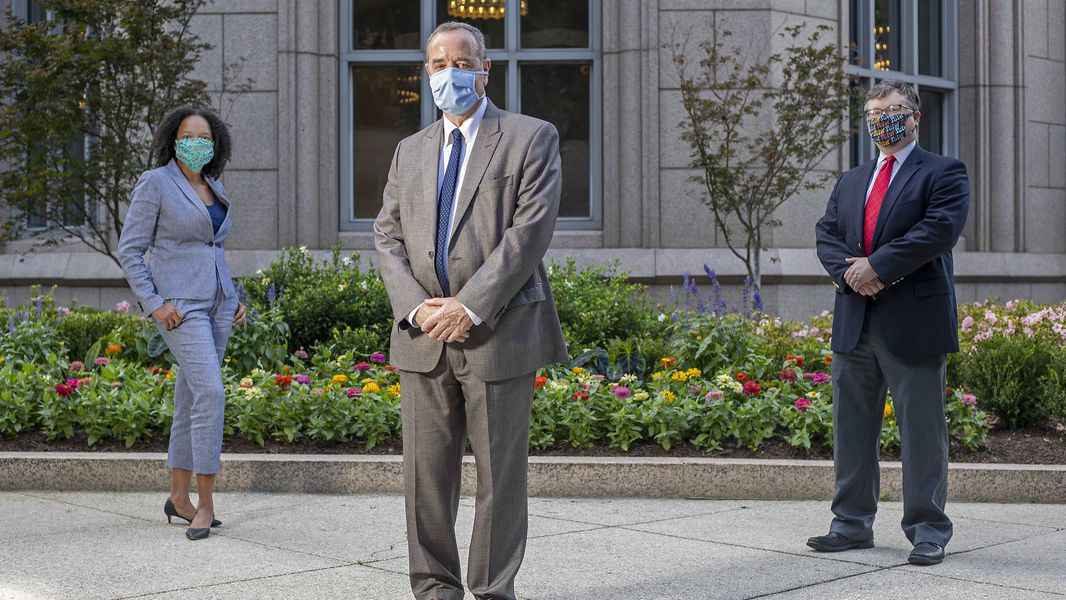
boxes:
[442,97,488,146]
[877,139,917,168]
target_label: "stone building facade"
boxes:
[1,0,1064,319]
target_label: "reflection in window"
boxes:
[918,90,943,154]
[521,63,590,218]
[437,0,508,49]
[873,0,901,71]
[522,0,589,48]
[352,65,422,219]
[353,0,420,50]
[918,0,942,77]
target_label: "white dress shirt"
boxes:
[865,139,917,204]
[408,97,488,329]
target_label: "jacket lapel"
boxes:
[871,147,926,249]
[848,159,879,250]
[205,176,231,240]
[449,101,503,247]
[165,160,213,239]
[419,120,444,240]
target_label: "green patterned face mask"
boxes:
[175,137,214,173]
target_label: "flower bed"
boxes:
[1,253,1064,457]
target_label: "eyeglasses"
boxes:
[864,104,915,119]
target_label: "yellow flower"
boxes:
[363,381,381,394]
[633,391,650,401]
[571,367,586,375]
[806,391,821,400]
[165,370,175,381]
[884,402,894,418]
[239,377,253,388]
[660,356,678,368]
[671,371,690,382]
[661,390,677,404]
[686,368,702,378]
[331,374,350,385]
[651,371,665,382]
[388,384,401,396]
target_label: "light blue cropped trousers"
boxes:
[158,286,237,475]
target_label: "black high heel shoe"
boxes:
[164,498,222,528]
[186,524,211,541]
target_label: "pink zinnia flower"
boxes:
[803,372,830,385]
[794,397,813,412]
[94,357,110,367]
[69,361,85,372]
[961,315,975,331]
[612,386,631,399]
[961,393,977,407]
[370,352,387,364]
[354,362,371,372]
[294,374,311,385]
[706,389,724,402]
[778,369,797,382]
[347,387,362,398]
[743,381,761,396]
[54,383,74,397]
[114,301,130,313]
[294,349,309,360]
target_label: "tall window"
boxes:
[847,0,957,167]
[339,0,601,231]
[12,0,87,231]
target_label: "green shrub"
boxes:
[315,325,389,359]
[0,318,65,369]
[225,306,291,374]
[56,309,139,362]
[0,362,49,436]
[548,258,657,353]
[239,246,392,352]
[956,333,1064,429]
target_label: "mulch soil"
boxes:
[3,425,1065,464]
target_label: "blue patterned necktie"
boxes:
[435,128,464,296]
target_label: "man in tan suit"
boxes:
[374,21,568,600]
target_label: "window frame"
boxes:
[339,0,602,231]
[846,0,958,166]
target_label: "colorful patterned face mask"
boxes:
[175,137,214,173]
[867,111,911,147]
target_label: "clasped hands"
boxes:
[844,257,885,297]
[416,297,473,343]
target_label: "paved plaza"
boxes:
[1,492,1064,599]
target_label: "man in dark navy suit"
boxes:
[810,80,970,566]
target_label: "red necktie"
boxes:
[863,155,896,256]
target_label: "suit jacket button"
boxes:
[207,241,214,247]
[428,250,434,258]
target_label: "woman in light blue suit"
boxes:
[118,106,247,541]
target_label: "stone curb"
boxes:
[2,452,1064,503]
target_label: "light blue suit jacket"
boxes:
[117,160,237,315]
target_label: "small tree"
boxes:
[672,24,854,304]
[0,0,218,265]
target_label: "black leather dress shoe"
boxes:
[908,542,945,565]
[806,532,874,552]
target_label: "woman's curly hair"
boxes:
[151,106,232,179]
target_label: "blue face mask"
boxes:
[429,67,487,116]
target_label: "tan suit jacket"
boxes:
[374,100,569,382]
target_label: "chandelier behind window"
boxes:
[447,0,528,20]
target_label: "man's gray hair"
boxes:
[426,21,487,60]
[866,80,921,111]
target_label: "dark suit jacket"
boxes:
[815,145,970,358]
